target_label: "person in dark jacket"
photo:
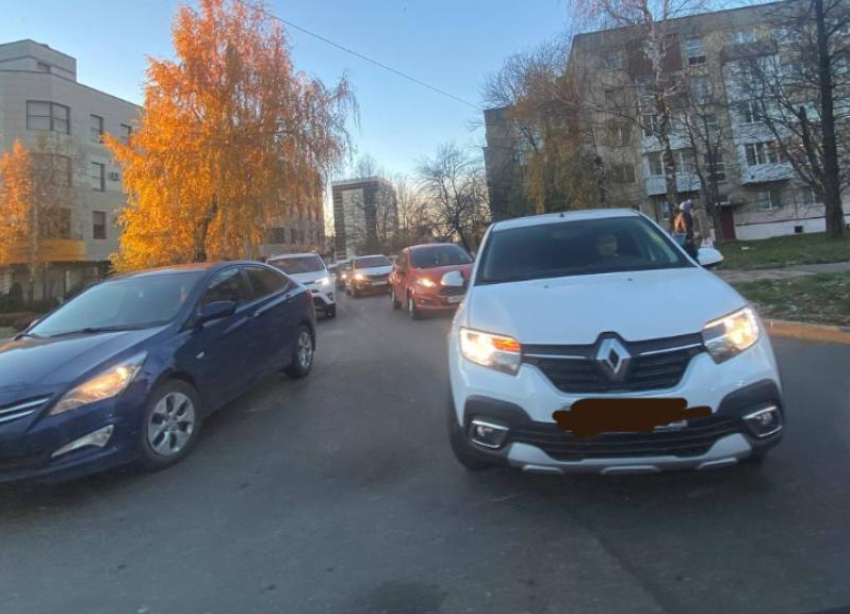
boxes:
[673,200,698,259]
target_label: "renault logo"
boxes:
[595,337,631,381]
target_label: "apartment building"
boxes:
[331,176,397,260]
[484,2,850,239]
[0,39,141,298]
[258,170,327,259]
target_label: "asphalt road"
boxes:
[1,293,849,614]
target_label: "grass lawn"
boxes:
[718,232,850,269]
[732,271,850,326]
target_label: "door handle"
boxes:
[249,311,262,319]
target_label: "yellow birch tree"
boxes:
[106,0,354,271]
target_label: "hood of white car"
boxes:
[355,265,393,276]
[466,267,747,345]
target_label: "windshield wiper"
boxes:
[14,331,41,340]
[48,325,144,338]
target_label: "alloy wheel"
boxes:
[147,392,196,457]
[297,330,314,370]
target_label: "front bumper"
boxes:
[0,382,148,483]
[411,288,465,312]
[307,285,335,310]
[448,334,784,474]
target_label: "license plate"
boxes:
[552,398,710,438]
[447,295,463,304]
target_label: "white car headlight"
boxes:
[354,273,365,281]
[317,276,331,287]
[702,307,760,363]
[459,327,522,374]
[416,278,437,288]
[50,352,147,415]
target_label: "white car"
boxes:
[345,255,393,298]
[447,209,783,474]
[267,253,336,318]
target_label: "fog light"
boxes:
[743,406,783,438]
[469,419,509,449]
[51,425,114,458]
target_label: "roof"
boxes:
[110,261,257,280]
[491,208,640,232]
[267,252,321,260]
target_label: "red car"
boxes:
[390,243,474,319]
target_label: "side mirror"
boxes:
[697,247,724,269]
[197,300,236,325]
[441,271,465,288]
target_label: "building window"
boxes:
[92,211,107,239]
[799,185,821,206]
[607,121,630,147]
[646,152,664,176]
[690,75,712,104]
[610,162,636,184]
[746,141,784,166]
[642,113,659,137]
[739,100,761,124]
[674,149,696,172]
[36,62,51,73]
[732,29,756,44]
[33,154,72,187]
[120,124,132,144]
[684,38,706,65]
[705,153,726,182]
[90,162,106,191]
[602,49,623,70]
[266,227,287,244]
[27,101,70,134]
[755,188,783,210]
[700,114,720,139]
[90,114,104,143]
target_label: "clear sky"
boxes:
[0,0,568,178]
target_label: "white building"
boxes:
[0,39,140,299]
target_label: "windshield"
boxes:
[269,255,325,274]
[410,245,472,269]
[30,272,204,337]
[477,216,692,285]
[354,256,391,269]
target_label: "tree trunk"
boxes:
[814,0,844,238]
[193,197,219,262]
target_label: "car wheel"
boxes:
[407,293,420,320]
[391,288,402,310]
[351,285,360,298]
[285,325,315,379]
[325,304,337,319]
[447,399,497,471]
[138,380,202,471]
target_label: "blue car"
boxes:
[0,261,316,483]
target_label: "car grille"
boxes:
[366,273,389,282]
[508,416,740,460]
[0,396,51,426]
[523,334,703,394]
[438,285,465,297]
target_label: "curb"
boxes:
[766,319,850,345]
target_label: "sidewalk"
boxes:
[716,261,850,283]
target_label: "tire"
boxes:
[391,288,402,310]
[407,293,420,320]
[325,304,337,319]
[285,324,315,379]
[447,398,497,471]
[137,380,203,471]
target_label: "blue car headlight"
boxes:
[49,352,147,416]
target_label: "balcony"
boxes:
[0,238,86,266]
[644,173,701,196]
[740,162,794,185]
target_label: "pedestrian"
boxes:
[692,199,714,248]
[673,200,698,259]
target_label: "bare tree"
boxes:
[569,0,717,221]
[392,174,431,250]
[732,0,848,238]
[417,143,491,252]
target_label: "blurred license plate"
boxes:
[447,295,463,304]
